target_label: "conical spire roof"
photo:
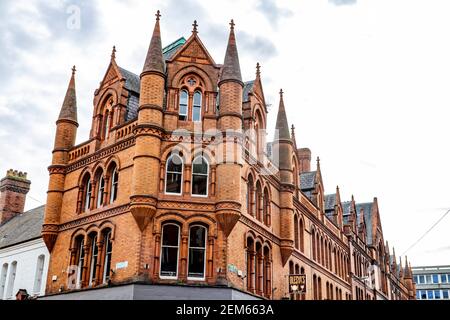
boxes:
[275,89,291,140]
[220,19,242,83]
[142,10,164,75]
[58,66,78,124]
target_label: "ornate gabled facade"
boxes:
[41,11,415,300]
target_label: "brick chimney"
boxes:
[0,169,31,225]
[297,148,312,173]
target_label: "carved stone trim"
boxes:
[58,205,129,231]
[158,201,215,212]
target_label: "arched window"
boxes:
[263,247,272,299]
[88,234,99,286]
[75,236,85,289]
[165,155,183,195]
[312,230,316,261]
[6,261,17,299]
[179,90,188,121]
[192,157,209,196]
[246,237,255,293]
[33,255,45,295]
[160,224,180,279]
[299,218,304,252]
[318,276,322,300]
[83,176,92,212]
[313,274,317,300]
[110,167,119,204]
[256,182,262,222]
[96,174,106,208]
[104,110,111,139]
[263,188,271,226]
[294,215,299,250]
[188,225,207,280]
[192,91,202,122]
[0,263,8,299]
[247,175,254,216]
[102,230,113,284]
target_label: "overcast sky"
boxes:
[0,0,449,267]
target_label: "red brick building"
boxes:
[41,12,415,300]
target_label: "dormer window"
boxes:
[179,90,188,121]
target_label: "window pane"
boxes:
[413,276,418,283]
[433,274,439,284]
[192,174,208,196]
[166,173,182,194]
[426,275,432,284]
[168,156,183,172]
[161,247,178,277]
[421,291,427,300]
[192,106,201,122]
[194,92,201,106]
[188,248,205,278]
[441,274,448,283]
[189,227,206,248]
[434,290,441,299]
[180,91,188,104]
[443,290,449,299]
[427,290,433,299]
[162,225,179,246]
[416,291,420,300]
[419,275,425,284]
[193,158,208,174]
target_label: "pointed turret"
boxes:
[275,89,291,140]
[291,125,297,147]
[404,256,412,278]
[399,257,404,279]
[220,19,242,84]
[142,10,164,76]
[58,66,78,125]
[130,10,166,233]
[43,66,79,252]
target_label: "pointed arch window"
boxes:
[110,168,119,204]
[102,230,113,284]
[84,178,92,212]
[33,255,45,295]
[192,91,202,122]
[76,237,85,289]
[247,175,254,216]
[192,156,209,196]
[188,225,207,280]
[6,261,17,299]
[0,263,8,299]
[96,175,105,208]
[104,110,111,139]
[179,90,189,121]
[165,155,183,195]
[160,224,180,279]
[88,234,99,286]
[263,188,271,226]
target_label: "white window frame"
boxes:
[165,155,184,196]
[192,91,202,122]
[102,231,113,284]
[191,156,209,198]
[179,90,189,121]
[159,223,180,280]
[187,225,207,281]
[6,261,17,299]
[110,168,119,203]
[89,235,98,286]
[0,263,8,300]
[97,175,105,208]
[84,179,92,212]
[76,239,85,289]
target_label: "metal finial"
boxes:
[280,89,284,97]
[156,10,161,21]
[192,20,198,34]
[256,62,261,77]
[230,19,235,30]
[111,46,116,60]
[72,65,77,75]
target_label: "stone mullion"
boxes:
[184,165,192,196]
[207,236,214,283]
[95,239,105,286]
[180,234,189,280]
[90,180,97,211]
[210,166,216,196]
[159,162,165,192]
[153,234,161,280]
[76,187,84,214]
[265,259,272,298]
[249,250,256,293]
[81,244,91,288]
[103,176,110,206]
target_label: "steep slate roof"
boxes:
[163,37,186,61]
[300,171,316,191]
[324,194,336,220]
[356,202,374,245]
[341,201,352,225]
[0,206,45,249]
[243,81,255,102]
[118,67,140,94]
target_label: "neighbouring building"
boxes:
[0,170,49,300]
[412,265,450,300]
[40,11,415,300]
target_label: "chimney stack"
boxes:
[297,148,312,173]
[0,169,31,225]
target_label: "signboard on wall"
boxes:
[289,274,306,293]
